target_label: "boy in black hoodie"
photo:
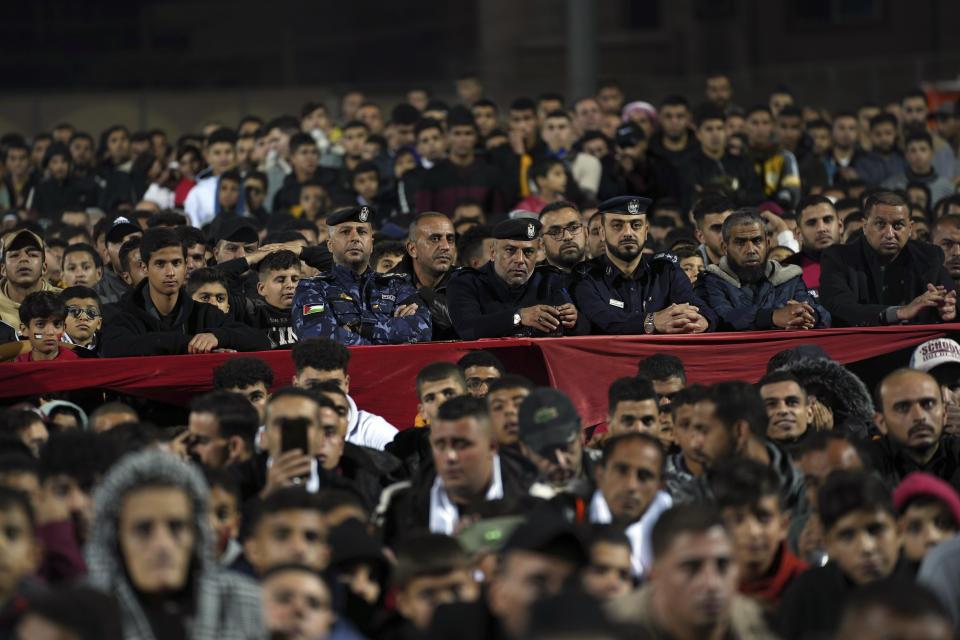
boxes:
[101,227,270,356]
[245,249,300,348]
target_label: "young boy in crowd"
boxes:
[777,470,905,640]
[371,240,406,273]
[515,158,567,214]
[351,161,381,210]
[892,472,960,569]
[245,249,300,348]
[298,179,330,221]
[16,291,78,362]
[59,286,102,355]
[259,564,337,640]
[60,243,103,289]
[0,487,42,636]
[710,458,808,609]
[216,169,243,215]
[186,267,231,315]
[203,467,244,566]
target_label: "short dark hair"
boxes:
[0,409,44,440]
[206,127,237,147]
[415,362,466,399]
[487,374,533,396]
[371,240,406,266]
[587,523,631,551]
[509,98,536,113]
[350,160,379,182]
[436,395,489,423]
[529,157,564,184]
[118,236,142,275]
[342,119,369,134]
[61,243,103,270]
[904,128,934,149]
[245,487,326,537]
[863,190,908,219]
[189,390,260,449]
[692,195,735,224]
[39,430,116,487]
[709,457,783,511]
[601,432,664,473]
[704,381,768,438]
[777,105,803,120]
[184,267,228,296]
[19,291,65,326]
[539,200,579,219]
[258,249,300,279]
[670,384,709,418]
[291,338,351,374]
[394,532,469,587]
[0,485,35,532]
[213,356,274,391]
[473,98,498,112]
[869,112,898,129]
[456,224,493,266]
[660,95,689,109]
[300,101,327,119]
[59,285,99,306]
[146,211,189,228]
[651,505,727,560]
[756,371,806,395]
[839,580,950,628]
[797,194,836,222]
[608,377,656,414]
[720,208,765,243]
[457,350,504,374]
[289,132,317,156]
[694,103,726,128]
[176,226,207,249]
[139,227,185,263]
[901,89,927,106]
[806,118,831,132]
[414,118,443,138]
[636,354,686,384]
[818,470,894,532]
[446,106,476,130]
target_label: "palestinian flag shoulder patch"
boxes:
[303,304,325,316]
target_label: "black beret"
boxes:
[596,195,652,216]
[327,205,375,226]
[492,217,541,241]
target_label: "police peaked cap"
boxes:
[596,195,652,216]
[493,217,541,241]
[327,205,376,226]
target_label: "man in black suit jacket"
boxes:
[820,190,956,326]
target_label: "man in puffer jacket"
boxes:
[696,209,829,331]
[85,449,265,640]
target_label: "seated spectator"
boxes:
[186,390,260,468]
[202,467,243,566]
[539,200,587,273]
[853,112,906,187]
[710,458,808,608]
[85,449,265,638]
[31,142,100,218]
[397,212,459,340]
[186,267,232,315]
[663,384,709,500]
[457,350,504,398]
[696,209,829,330]
[292,206,431,346]
[674,245,704,283]
[776,470,906,640]
[882,129,955,206]
[259,564,337,640]
[60,243,103,289]
[580,525,633,601]
[291,338,398,451]
[781,195,844,298]
[821,190,956,326]
[326,519,392,635]
[0,408,48,457]
[14,584,123,640]
[116,236,146,287]
[211,356,274,423]
[515,157,567,214]
[58,285,101,354]
[864,368,960,493]
[241,487,331,576]
[933,214,960,290]
[244,249,300,348]
[0,229,61,328]
[371,239,406,273]
[893,472,960,570]
[94,216,141,305]
[518,387,594,496]
[835,580,954,640]
[486,374,533,450]
[0,487,42,638]
[89,402,139,433]
[756,371,812,451]
[15,291,79,362]
[636,353,688,442]
[184,127,239,228]
[40,400,88,431]
[456,223,494,269]
[607,504,776,638]
[448,218,582,339]
[101,227,270,356]
[606,377,660,438]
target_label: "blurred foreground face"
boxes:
[261,568,336,640]
[118,486,195,594]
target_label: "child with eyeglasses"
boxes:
[58,286,102,355]
[15,291,79,362]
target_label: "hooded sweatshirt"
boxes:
[86,449,265,640]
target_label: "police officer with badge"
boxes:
[447,217,585,339]
[292,205,432,345]
[573,195,716,334]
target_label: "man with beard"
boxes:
[292,205,431,345]
[933,215,960,289]
[539,200,585,272]
[820,190,956,326]
[782,195,844,297]
[863,368,960,493]
[696,209,829,331]
[574,196,715,335]
[447,217,583,339]
[397,212,458,340]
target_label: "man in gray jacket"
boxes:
[86,449,265,640]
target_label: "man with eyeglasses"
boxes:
[539,200,586,273]
[58,285,102,355]
[573,196,715,335]
[447,217,586,339]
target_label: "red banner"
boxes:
[1,326,956,429]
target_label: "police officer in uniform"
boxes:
[292,205,432,345]
[447,217,585,339]
[573,195,716,334]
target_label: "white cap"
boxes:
[909,338,960,372]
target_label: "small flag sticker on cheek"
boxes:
[303,304,324,316]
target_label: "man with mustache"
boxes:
[864,368,960,493]
[932,215,960,290]
[695,208,829,331]
[539,200,586,273]
[782,195,844,297]
[447,217,584,339]
[397,212,459,340]
[573,195,715,335]
[292,205,432,345]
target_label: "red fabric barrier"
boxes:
[1,325,956,429]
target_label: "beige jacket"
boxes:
[0,278,61,329]
[606,584,780,640]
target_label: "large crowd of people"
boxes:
[1,73,960,639]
